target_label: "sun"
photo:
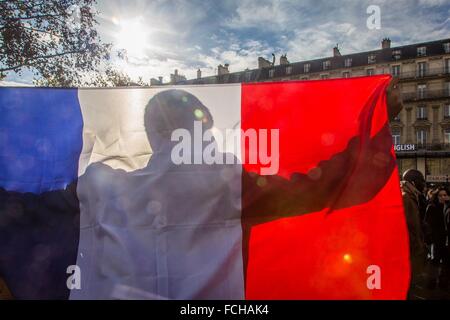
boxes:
[115,18,149,58]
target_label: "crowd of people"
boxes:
[401,169,450,299]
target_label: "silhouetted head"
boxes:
[402,169,426,193]
[144,89,214,150]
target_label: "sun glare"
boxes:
[115,18,149,58]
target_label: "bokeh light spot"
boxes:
[343,253,352,264]
[194,108,204,120]
[257,177,267,187]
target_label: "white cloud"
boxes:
[418,0,447,7]
[225,0,290,30]
[195,39,278,77]
[285,22,372,61]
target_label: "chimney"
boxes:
[280,54,289,65]
[258,57,272,69]
[333,44,341,57]
[381,38,391,49]
[170,69,186,84]
[218,64,229,76]
[150,78,162,86]
[197,69,202,79]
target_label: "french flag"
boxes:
[0,75,410,300]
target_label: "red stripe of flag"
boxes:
[241,75,410,299]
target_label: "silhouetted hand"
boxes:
[386,77,403,120]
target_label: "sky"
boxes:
[4,0,450,84]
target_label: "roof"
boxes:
[179,38,450,85]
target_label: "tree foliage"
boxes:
[88,65,134,87]
[0,0,112,86]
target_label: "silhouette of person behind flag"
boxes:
[72,89,396,299]
[0,86,399,299]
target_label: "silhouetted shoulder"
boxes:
[0,181,79,226]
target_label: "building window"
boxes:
[342,71,350,78]
[417,62,427,77]
[445,129,450,144]
[304,63,310,73]
[323,60,331,70]
[445,104,450,118]
[268,69,274,78]
[416,105,427,120]
[426,158,442,176]
[391,65,400,77]
[320,74,329,79]
[417,84,427,99]
[416,129,427,145]
[344,58,352,67]
[245,71,252,82]
[285,65,292,75]
[445,82,450,96]
[445,59,450,74]
[392,130,401,145]
[366,68,375,76]
[368,54,376,64]
[392,50,402,60]
[398,158,417,174]
[234,73,241,82]
[444,42,450,54]
[417,46,427,57]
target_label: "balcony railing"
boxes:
[395,143,450,153]
[402,89,450,101]
[415,143,450,151]
[395,67,450,80]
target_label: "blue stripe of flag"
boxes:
[0,88,83,193]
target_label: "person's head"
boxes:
[402,169,426,193]
[144,89,214,150]
[436,187,450,205]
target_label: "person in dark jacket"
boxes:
[425,187,450,289]
[400,169,427,299]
